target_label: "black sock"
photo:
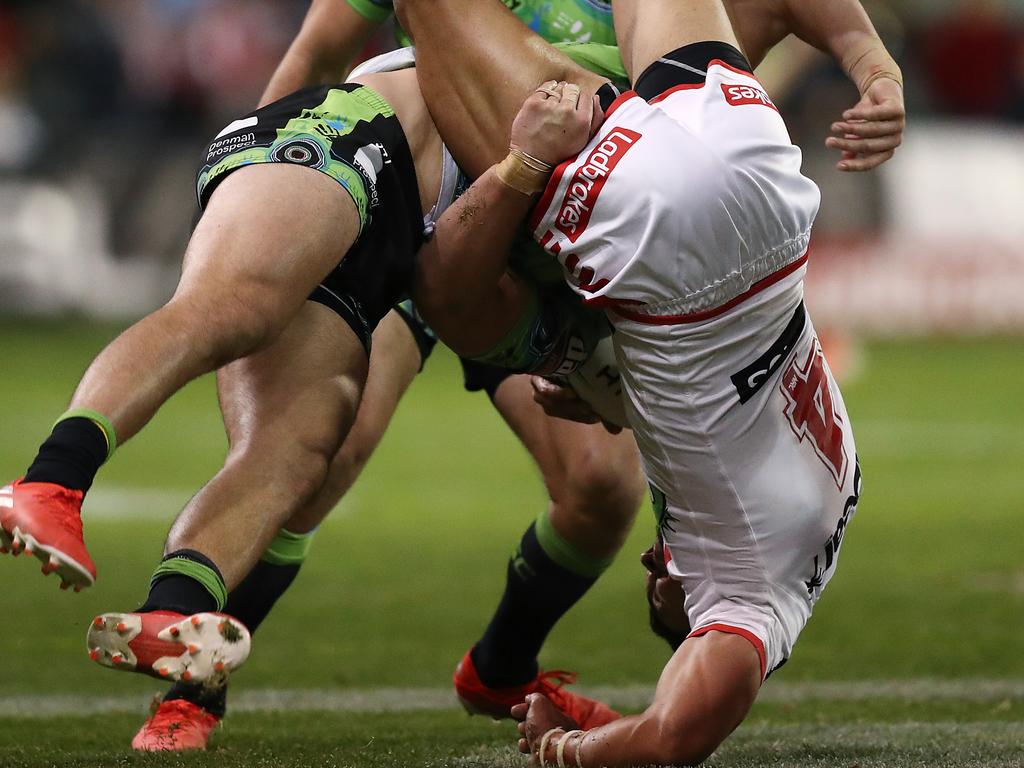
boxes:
[23,417,108,492]
[163,558,302,717]
[163,680,229,719]
[471,523,598,688]
[222,559,302,633]
[138,550,225,616]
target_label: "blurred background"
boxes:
[1,0,1024,330]
[0,0,1022,716]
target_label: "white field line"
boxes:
[81,486,354,522]
[82,487,195,520]
[1,679,1022,719]
[75,420,1019,521]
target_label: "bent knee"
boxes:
[169,282,293,366]
[554,439,645,522]
[232,425,343,508]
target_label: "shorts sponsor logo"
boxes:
[206,132,256,162]
[555,128,642,244]
[352,143,387,185]
[721,83,778,111]
[805,461,861,596]
[780,337,849,488]
[272,138,325,169]
[731,303,806,404]
[341,142,389,211]
[213,115,258,141]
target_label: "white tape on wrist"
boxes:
[557,730,584,767]
[539,728,565,768]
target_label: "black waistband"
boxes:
[634,40,752,101]
[597,81,624,113]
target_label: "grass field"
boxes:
[1,320,1022,767]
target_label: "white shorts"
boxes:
[532,44,855,676]
[621,275,860,678]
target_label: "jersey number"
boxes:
[780,339,848,488]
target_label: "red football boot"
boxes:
[0,478,95,590]
[132,699,221,751]
[87,611,251,685]
[453,650,621,728]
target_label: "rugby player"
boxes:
[0,37,636,754]
[129,2,901,750]
[122,13,644,751]
[383,0,893,762]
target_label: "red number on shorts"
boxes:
[780,339,849,488]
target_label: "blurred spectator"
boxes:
[920,0,1024,120]
[1,0,1022,272]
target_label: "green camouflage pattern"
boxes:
[197,86,396,230]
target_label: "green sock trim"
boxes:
[55,408,118,462]
[261,528,316,566]
[535,512,614,578]
[150,557,228,612]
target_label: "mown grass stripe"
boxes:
[2,679,1022,719]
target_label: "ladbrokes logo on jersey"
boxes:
[721,83,778,112]
[556,128,642,243]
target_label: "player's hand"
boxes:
[513,693,580,763]
[531,376,623,434]
[510,80,601,166]
[825,76,904,172]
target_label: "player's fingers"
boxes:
[837,149,895,172]
[532,79,560,100]
[843,101,905,122]
[560,82,582,109]
[512,702,530,721]
[589,92,605,138]
[830,119,903,139]
[825,134,901,154]
[531,377,584,404]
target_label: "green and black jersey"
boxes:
[348,0,615,48]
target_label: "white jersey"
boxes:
[533,55,856,677]
[531,60,820,320]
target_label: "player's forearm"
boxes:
[571,712,685,767]
[785,0,901,93]
[259,0,380,107]
[415,166,533,315]
[533,634,760,767]
[537,707,718,768]
[412,165,539,357]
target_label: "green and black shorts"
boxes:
[195,84,424,353]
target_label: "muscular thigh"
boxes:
[612,0,741,81]
[490,372,643,558]
[179,163,360,327]
[216,301,368,455]
[396,0,606,177]
[285,307,428,532]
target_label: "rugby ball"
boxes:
[566,333,629,429]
